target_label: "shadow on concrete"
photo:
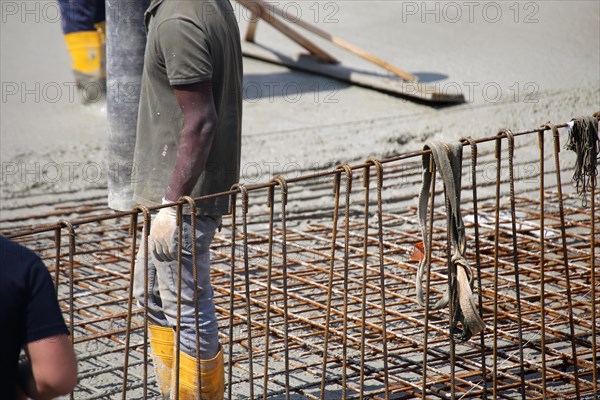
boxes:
[413,71,449,83]
[243,71,351,101]
[243,44,465,106]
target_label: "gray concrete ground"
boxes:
[1,1,599,206]
[1,2,598,398]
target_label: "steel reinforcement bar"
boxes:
[2,115,599,399]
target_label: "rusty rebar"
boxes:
[493,136,501,400]
[263,185,276,399]
[340,164,353,399]
[498,128,526,400]
[58,219,76,346]
[422,161,437,399]
[319,170,342,398]
[365,158,390,400]
[538,130,548,399]
[272,175,291,400]
[460,135,488,400]
[232,183,255,398]
[180,196,203,399]
[548,123,581,399]
[227,190,237,400]
[172,200,185,400]
[1,117,598,400]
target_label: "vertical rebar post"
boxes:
[58,219,76,400]
[53,228,61,294]
[320,170,342,398]
[537,130,547,398]
[122,206,150,399]
[444,187,456,400]
[122,210,137,399]
[263,186,276,399]
[272,175,291,400]
[359,163,371,399]
[173,201,184,400]
[340,164,353,399]
[365,158,390,400]
[498,129,526,400]
[588,115,598,393]
[180,196,201,399]
[460,136,488,400]
[233,184,255,398]
[547,123,581,399]
[591,168,598,395]
[421,161,437,400]
[492,137,502,400]
[227,190,238,400]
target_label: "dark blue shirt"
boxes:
[0,236,69,399]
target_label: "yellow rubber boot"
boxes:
[64,30,104,81]
[63,24,106,102]
[175,347,224,400]
[148,325,174,397]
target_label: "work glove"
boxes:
[150,199,178,262]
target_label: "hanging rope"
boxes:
[563,114,599,203]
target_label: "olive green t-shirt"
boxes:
[133,0,243,214]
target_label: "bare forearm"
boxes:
[18,359,62,400]
[165,125,215,202]
[166,81,218,202]
[20,335,78,400]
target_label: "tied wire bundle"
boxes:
[564,114,600,203]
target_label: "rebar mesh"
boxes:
[1,118,598,399]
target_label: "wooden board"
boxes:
[242,42,466,104]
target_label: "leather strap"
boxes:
[417,141,485,341]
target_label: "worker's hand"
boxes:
[150,200,178,262]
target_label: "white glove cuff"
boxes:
[161,198,178,218]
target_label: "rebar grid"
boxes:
[1,118,598,399]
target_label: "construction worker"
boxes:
[131,0,242,398]
[0,237,78,399]
[58,0,106,103]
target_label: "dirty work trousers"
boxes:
[133,214,222,359]
[58,0,105,34]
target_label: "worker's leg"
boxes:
[58,0,106,102]
[154,214,223,399]
[94,0,106,26]
[133,233,173,397]
[58,0,102,33]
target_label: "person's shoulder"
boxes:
[1,236,38,258]
[0,236,42,273]
[159,0,230,27]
